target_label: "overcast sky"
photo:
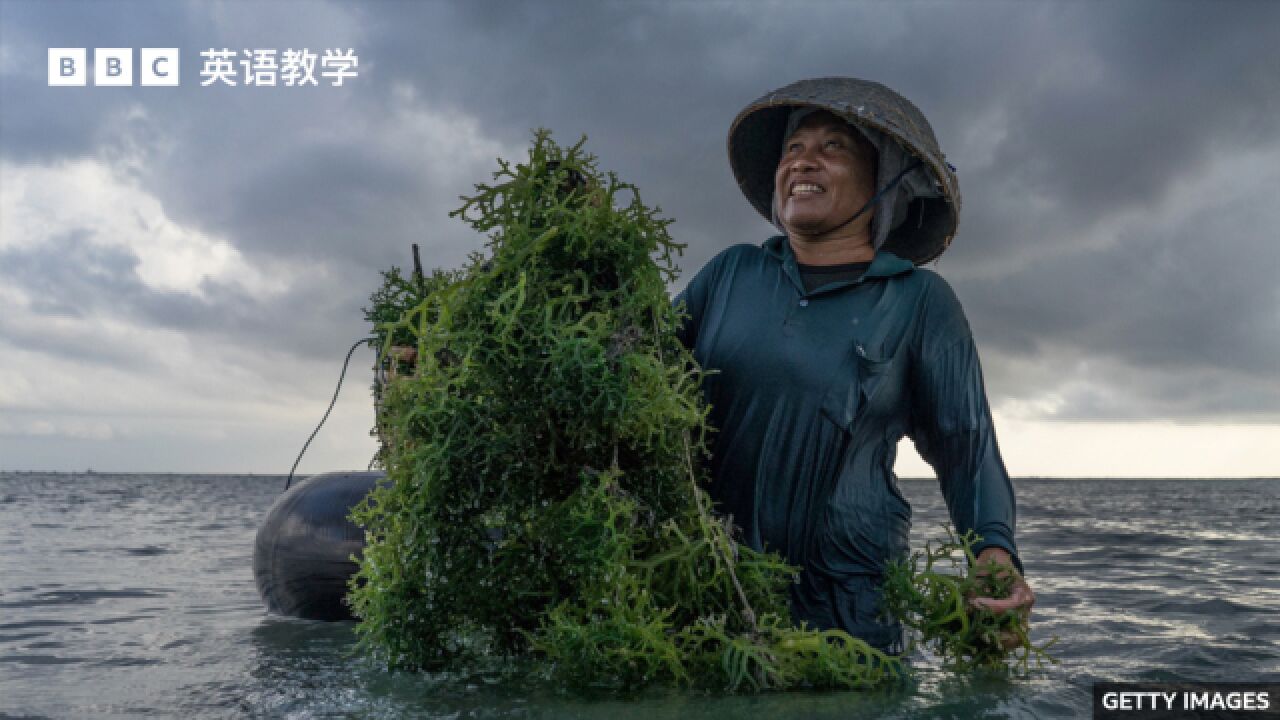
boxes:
[1,0,1277,476]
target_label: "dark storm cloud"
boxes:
[965,215,1280,381]
[2,0,1279,422]
[0,228,376,367]
[0,0,198,161]
[958,192,1280,420]
[2,0,425,363]
[356,0,1280,421]
[950,1,1280,266]
[219,144,425,261]
[355,1,1280,277]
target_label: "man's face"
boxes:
[773,110,878,237]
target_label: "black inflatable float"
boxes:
[253,471,384,621]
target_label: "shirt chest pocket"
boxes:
[820,344,899,432]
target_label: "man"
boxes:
[676,77,1033,652]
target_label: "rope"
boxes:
[821,159,924,237]
[284,336,376,492]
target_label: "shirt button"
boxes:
[798,298,809,307]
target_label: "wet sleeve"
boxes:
[672,251,725,350]
[908,278,1022,573]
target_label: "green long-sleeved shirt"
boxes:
[675,235,1019,647]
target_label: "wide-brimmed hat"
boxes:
[728,77,960,265]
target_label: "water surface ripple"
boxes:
[1,474,1276,718]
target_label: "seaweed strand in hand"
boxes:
[881,526,1058,673]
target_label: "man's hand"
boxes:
[968,547,1035,650]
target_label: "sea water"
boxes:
[2,474,1277,719]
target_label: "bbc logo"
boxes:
[49,48,179,87]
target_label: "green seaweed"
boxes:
[350,130,1052,692]
[881,526,1058,673]
[348,130,901,692]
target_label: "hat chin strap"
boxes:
[789,159,923,240]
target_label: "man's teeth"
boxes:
[792,183,824,196]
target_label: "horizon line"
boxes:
[1,470,1277,481]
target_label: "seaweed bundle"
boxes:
[349,131,900,691]
[881,527,1057,673]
